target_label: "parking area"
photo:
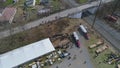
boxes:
[49,32,94,68]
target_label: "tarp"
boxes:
[0,38,55,68]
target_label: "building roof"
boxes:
[0,38,55,68]
[0,7,16,23]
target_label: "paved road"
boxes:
[84,15,120,51]
[0,0,112,39]
[49,32,94,68]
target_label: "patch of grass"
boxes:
[93,49,115,68]
[0,18,71,54]
[50,0,61,11]
[3,0,13,6]
[36,0,40,5]
[76,0,88,4]
[86,33,116,68]
[80,0,88,3]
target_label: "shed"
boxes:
[0,38,55,68]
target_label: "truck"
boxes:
[72,32,80,48]
[79,25,89,40]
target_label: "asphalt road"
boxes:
[49,32,94,68]
[84,15,120,51]
[0,0,112,39]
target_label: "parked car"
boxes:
[59,51,70,58]
[104,15,118,22]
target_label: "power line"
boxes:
[91,0,102,28]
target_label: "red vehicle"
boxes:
[76,40,80,48]
[104,15,118,22]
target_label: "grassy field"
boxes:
[50,0,62,11]
[76,0,88,4]
[0,18,83,54]
[85,30,116,68]
[0,0,13,7]
[3,0,13,6]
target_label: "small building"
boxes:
[0,7,17,23]
[0,38,55,68]
[26,0,36,7]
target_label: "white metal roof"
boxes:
[79,25,87,33]
[0,38,55,68]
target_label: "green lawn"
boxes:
[36,0,40,4]
[50,0,61,11]
[86,33,116,68]
[4,0,13,6]
[76,0,88,4]
[0,0,26,7]
[0,0,13,7]
[90,48,115,68]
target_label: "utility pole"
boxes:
[91,0,102,28]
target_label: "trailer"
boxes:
[95,45,108,54]
[79,25,89,40]
[73,32,79,40]
[89,40,104,49]
[72,32,80,48]
[89,44,97,49]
